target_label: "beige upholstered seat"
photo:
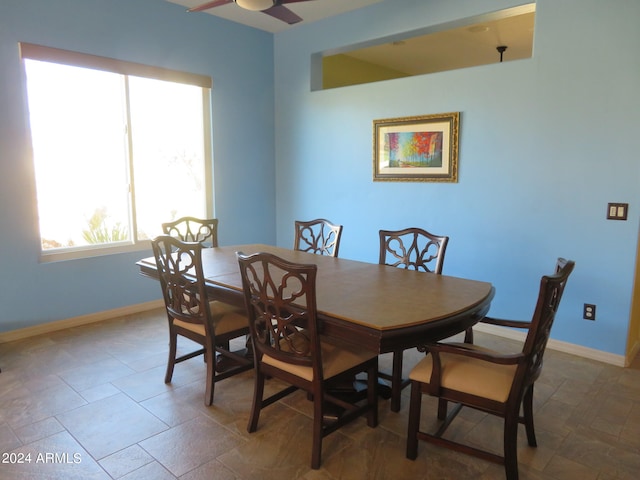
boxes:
[237,251,378,469]
[173,301,247,337]
[409,343,517,403]
[406,258,575,480]
[262,335,376,382]
[151,235,252,406]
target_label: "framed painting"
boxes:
[373,112,459,182]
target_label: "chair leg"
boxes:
[437,398,448,420]
[504,413,520,480]
[463,327,474,344]
[165,329,177,383]
[390,349,404,412]
[247,370,265,433]
[204,347,215,406]
[522,384,537,447]
[406,381,422,460]
[367,362,379,427]
[311,386,324,469]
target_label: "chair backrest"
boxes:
[151,235,212,332]
[379,227,449,274]
[516,258,575,394]
[162,217,219,247]
[294,219,343,257]
[237,252,322,375]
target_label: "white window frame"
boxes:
[20,43,213,262]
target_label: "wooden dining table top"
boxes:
[137,243,494,353]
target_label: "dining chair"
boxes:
[294,218,343,257]
[151,235,252,406]
[162,216,250,366]
[161,216,219,247]
[237,251,378,469]
[378,227,449,412]
[406,258,575,480]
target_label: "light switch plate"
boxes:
[607,203,628,220]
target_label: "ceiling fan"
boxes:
[188,0,313,25]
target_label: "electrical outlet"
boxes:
[583,304,596,320]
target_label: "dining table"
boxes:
[137,243,495,355]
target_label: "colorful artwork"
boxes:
[385,131,443,168]
[373,113,459,182]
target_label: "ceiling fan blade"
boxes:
[280,0,314,4]
[263,4,303,24]
[188,0,233,13]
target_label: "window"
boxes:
[21,43,212,260]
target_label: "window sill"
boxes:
[39,240,151,263]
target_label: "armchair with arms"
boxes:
[406,258,575,480]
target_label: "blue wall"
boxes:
[273,0,640,355]
[1,0,639,358]
[0,0,276,331]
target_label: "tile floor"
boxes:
[0,308,639,479]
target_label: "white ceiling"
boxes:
[166,0,384,33]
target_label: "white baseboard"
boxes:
[474,323,626,367]
[0,300,164,344]
[0,302,629,368]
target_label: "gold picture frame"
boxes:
[373,112,459,182]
